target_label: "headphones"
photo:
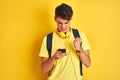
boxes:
[56,30,71,38]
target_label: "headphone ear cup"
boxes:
[59,32,66,38]
[66,31,70,38]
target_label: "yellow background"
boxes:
[0,0,120,80]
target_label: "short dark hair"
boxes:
[55,3,73,20]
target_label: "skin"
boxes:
[41,16,91,74]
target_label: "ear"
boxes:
[54,16,57,21]
[69,17,72,21]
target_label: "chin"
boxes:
[58,28,69,32]
[61,30,67,33]
[62,29,69,32]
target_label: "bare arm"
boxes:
[41,56,56,74]
[76,50,91,67]
[74,38,91,67]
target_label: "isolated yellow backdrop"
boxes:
[0,0,120,80]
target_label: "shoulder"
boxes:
[71,28,84,35]
[42,32,56,41]
[43,32,54,38]
[47,32,53,36]
[71,28,87,38]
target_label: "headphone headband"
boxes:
[56,30,71,38]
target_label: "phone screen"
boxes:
[58,49,66,53]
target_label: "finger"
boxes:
[61,53,67,57]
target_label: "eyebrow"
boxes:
[57,21,69,24]
[58,21,62,24]
[65,22,69,24]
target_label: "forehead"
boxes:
[55,16,69,22]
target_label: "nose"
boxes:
[61,24,66,29]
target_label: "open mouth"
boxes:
[61,28,67,32]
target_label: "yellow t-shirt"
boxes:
[39,29,91,80]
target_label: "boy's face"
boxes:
[55,16,71,33]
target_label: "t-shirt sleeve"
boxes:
[39,36,49,58]
[80,32,91,51]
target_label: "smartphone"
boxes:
[58,49,66,53]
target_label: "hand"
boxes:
[73,37,82,51]
[52,49,67,61]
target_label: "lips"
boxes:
[61,28,67,32]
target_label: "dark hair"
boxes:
[55,3,73,20]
